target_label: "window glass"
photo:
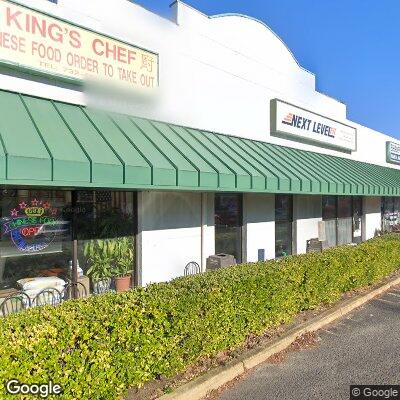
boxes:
[275,222,292,258]
[76,191,136,294]
[275,195,293,257]
[352,197,363,242]
[0,189,72,297]
[322,196,337,220]
[353,197,363,218]
[394,198,400,225]
[382,197,400,231]
[338,197,352,219]
[215,194,242,263]
[275,195,293,222]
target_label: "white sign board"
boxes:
[386,141,400,165]
[271,99,357,152]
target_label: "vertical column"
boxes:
[243,193,275,262]
[362,196,382,240]
[135,191,143,287]
[293,195,322,255]
[202,193,215,270]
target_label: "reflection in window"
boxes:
[382,197,400,232]
[215,194,242,263]
[0,189,138,299]
[275,195,293,258]
[322,196,337,220]
[75,191,137,294]
[338,196,352,219]
[0,189,72,296]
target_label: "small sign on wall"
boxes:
[386,141,400,165]
[270,99,357,152]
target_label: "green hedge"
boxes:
[1,235,400,399]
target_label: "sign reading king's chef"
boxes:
[271,99,357,152]
[0,0,158,91]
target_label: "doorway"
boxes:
[322,196,363,247]
[214,194,243,263]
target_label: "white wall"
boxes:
[294,195,322,255]
[138,190,215,285]
[363,197,382,240]
[202,193,215,270]
[244,193,275,261]
[4,0,400,170]
[139,191,201,285]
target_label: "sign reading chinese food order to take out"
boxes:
[0,0,158,91]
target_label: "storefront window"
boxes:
[75,191,137,294]
[381,197,400,232]
[323,196,363,247]
[337,196,353,245]
[322,196,337,220]
[0,189,137,302]
[352,197,363,243]
[337,197,352,219]
[0,189,72,299]
[275,195,293,258]
[215,194,242,263]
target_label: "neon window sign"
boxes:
[2,199,59,252]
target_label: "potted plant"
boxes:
[112,237,134,292]
[84,239,114,294]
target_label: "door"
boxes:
[352,197,363,243]
[215,194,242,263]
[322,196,337,248]
[275,195,293,257]
[337,196,352,245]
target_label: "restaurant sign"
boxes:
[2,199,60,253]
[386,141,400,165]
[271,99,357,152]
[0,0,158,91]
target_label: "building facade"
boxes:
[0,0,399,296]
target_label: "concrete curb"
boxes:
[158,274,400,400]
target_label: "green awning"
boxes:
[0,89,399,196]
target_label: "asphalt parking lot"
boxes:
[219,286,400,400]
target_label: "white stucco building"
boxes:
[0,0,399,294]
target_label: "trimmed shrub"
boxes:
[1,235,400,399]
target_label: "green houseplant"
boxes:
[112,237,134,292]
[84,239,115,294]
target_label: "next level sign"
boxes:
[271,99,357,152]
[386,141,400,164]
[0,0,158,91]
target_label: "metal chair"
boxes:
[32,288,63,307]
[61,282,88,300]
[0,292,31,317]
[92,279,113,295]
[184,261,201,277]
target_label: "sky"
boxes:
[132,0,400,138]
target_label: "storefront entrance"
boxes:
[322,196,363,248]
[215,194,242,263]
[275,194,293,257]
[0,188,137,300]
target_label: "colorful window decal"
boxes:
[2,199,60,252]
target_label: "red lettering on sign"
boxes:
[21,226,40,237]
[6,8,22,30]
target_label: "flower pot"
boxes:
[92,278,112,294]
[115,275,131,292]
